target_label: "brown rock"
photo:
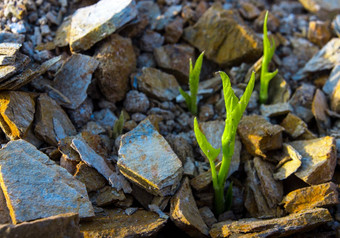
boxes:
[280,113,308,138]
[274,144,302,180]
[308,20,332,47]
[260,103,293,118]
[0,53,30,82]
[268,74,291,104]
[312,89,330,134]
[238,115,284,157]
[190,163,220,192]
[164,17,184,44]
[74,162,106,192]
[0,187,10,224]
[170,178,209,238]
[210,208,333,238]
[199,207,217,228]
[34,94,76,146]
[0,91,34,140]
[94,34,136,103]
[331,77,340,112]
[299,0,340,20]
[289,83,315,122]
[281,182,339,214]
[80,209,167,237]
[96,186,126,207]
[238,1,260,20]
[288,137,337,185]
[0,213,82,238]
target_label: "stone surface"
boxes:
[0,43,21,55]
[308,20,332,47]
[331,74,340,113]
[170,178,209,238]
[312,89,330,134]
[123,90,150,113]
[68,97,94,128]
[183,3,262,65]
[140,30,164,52]
[118,119,183,196]
[210,208,333,238]
[94,34,136,103]
[238,115,284,158]
[34,94,76,146]
[299,0,340,19]
[96,186,126,207]
[289,83,315,123]
[0,140,94,224]
[74,162,106,192]
[0,91,34,140]
[199,206,217,228]
[68,0,137,52]
[0,53,30,83]
[0,213,82,238]
[323,64,340,96]
[52,54,99,109]
[281,182,339,214]
[80,209,167,237]
[274,144,302,180]
[0,187,10,224]
[137,67,180,101]
[280,113,309,138]
[288,137,337,185]
[268,75,291,104]
[164,17,183,44]
[260,103,293,118]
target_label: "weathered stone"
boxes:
[0,187,10,224]
[74,162,106,192]
[81,121,106,135]
[137,67,180,101]
[281,182,339,214]
[140,30,164,52]
[288,137,336,185]
[0,55,15,66]
[239,1,260,20]
[190,163,220,192]
[166,133,194,164]
[260,103,293,117]
[323,64,340,96]
[0,91,34,140]
[238,115,284,157]
[0,43,21,55]
[123,90,150,113]
[268,74,291,104]
[331,74,340,113]
[152,5,182,31]
[280,113,309,138]
[68,97,94,128]
[170,178,209,238]
[0,140,94,224]
[312,89,331,134]
[199,104,214,122]
[68,0,137,52]
[183,3,262,65]
[0,213,82,238]
[52,54,99,109]
[80,208,167,237]
[299,0,340,19]
[94,34,136,103]
[154,44,195,83]
[96,186,126,207]
[92,108,117,131]
[333,15,340,37]
[34,94,76,146]
[308,20,332,47]
[210,208,333,238]
[118,119,183,196]
[0,53,30,83]
[199,207,217,228]
[274,144,302,180]
[164,17,183,44]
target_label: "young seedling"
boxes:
[260,11,278,104]
[194,71,255,215]
[179,51,204,115]
[112,111,125,140]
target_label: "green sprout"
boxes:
[260,11,278,104]
[179,51,204,115]
[112,111,125,140]
[194,71,255,215]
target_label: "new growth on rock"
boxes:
[260,11,278,104]
[179,51,204,115]
[194,71,255,215]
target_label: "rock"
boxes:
[280,113,309,138]
[0,53,30,83]
[183,157,196,177]
[0,32,25,44]
[268,74,291,104]
[52,54,99,109]
[80,208,167,237]
[199,207,217,228]
[118,119,183,196]
[96,186,126,207]
[166,133,194,164]
[308,20,332,47]
[199,104,214,122]
[289,83,315,123]
[123,90,150,113]
[34,94,76,146]
[210,208,333,238]
[136,0,161,24]
[68,97,94,128]
[333,15,340,37]
[0,43,21,55]
[298,0,340,20]
[183,3,262,65]
[238,1,260,20]
[238,115,284,158]
[92,108,117,131]
[154,44,195,83]
[81,121,106,135]
[190,163,221,192]
[260,103,293,117]
[0,91,35,140]
[273,144,302,180]
[293,38,340,80]
[312,89,331,134]
[170,178,209,238]
[323,64,340,96]
[331,74,340,113]
[281,182,339,214]
[74,162,107,192]
[152,5,182,30]
[288,136,336,185]
[140,30,164,52]
[164,17,184,44]
[94,34,136,103]
[68,0,137,52]
[137,67,180,101]
[0,55,15,66]
[0,213,82,238]
[0,140,94,224]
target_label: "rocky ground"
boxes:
[0,0,340,237]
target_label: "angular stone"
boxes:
[183,3,262,65]
[118,119,183,196]
[238,115,284,158]
[0,91,34,140]
[331,74,340,113]
[308,20,332,47]
[299,0,340,19]
[137,67,180,101]
[274,144,302,180]
[0,186,10,224]
[164,17,183,44]
[190,163,220,192]
[210,208,333,238]
[80,209,167,237]
[199,207,217,228]
[0,140,94,224]
[69,0,137,52]
[74,162,106,192]
[154,44,195,83]
[52,54,99,109]
[0,213,82,238]
[140,30,164,52]
[0,43,21,55]
[94,34,136,103]
[260,103,293,118]
[170,178,209,238]
[312,89,331,134]
[268,74,291,104]
[239,1,260,20]
[96,186,126,207]
[0,55,15,66]
[0,53,30,83]
[288,137,336,185]
[280,113,309,138]
[281,182,339,214]
[323,64,340,96]
[123,90,150,113]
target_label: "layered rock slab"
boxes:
[0,140,94,224]
[118,119,183,196]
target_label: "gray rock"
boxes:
[124,90,150,113]
[298,0,340,19]
[92,108,117,130]
[199,207,217,228]
[0,140,94,224]
[312,89,330,134]
[152,5,182,31]
[118,119,183,196]
[140,30,164,52]
[68,97,94,128]
[274,144,302,180]
[323,64,340,95]
[260,103,293,118]
[74,162,106,192]
[136,0,160,24]
[0,43,21,55]
[333,15,340,37]
[0,53,30,83]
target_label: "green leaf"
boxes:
[179,87,192,111]
[225,181,233,211]
[194,117,220,162]
[113,111,125,139]
[220,71,238,115]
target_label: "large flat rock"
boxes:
[0,140,94,224]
